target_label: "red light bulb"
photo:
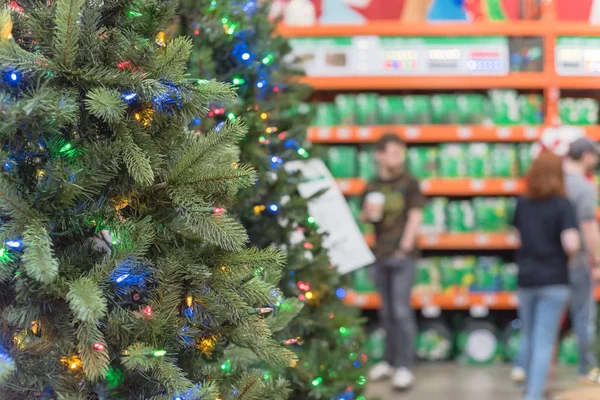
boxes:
[93,342,105,351]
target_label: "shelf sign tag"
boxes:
[496,127,511,139]
[318,127,331,139]
[337,126,351,140]
[470,305,489,318]
[457,126,473,139]
[502,179,518,192]
[358,127,371,139]
[405,126,421,140]
[422,305,441,319]
[470,180,485,191]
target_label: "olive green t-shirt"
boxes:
[365,173,426,260]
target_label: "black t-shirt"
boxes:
[513,196,578,287]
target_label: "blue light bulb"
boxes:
[6,240,21,248]
[122,92,137,102]
[271,156,279,163]
[241,53,251,60]
[268,204,279,213]
[336,288,347,299]
[10,73,17,81]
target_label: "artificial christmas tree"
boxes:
[180,1,367,399]
[0,1,297,399]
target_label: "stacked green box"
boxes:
[422,198,448,234]
[408,147,439,178]
[353,267,376,292]
[326,146,357,178]
[471,257,503,292]
[335,94,358,125]
[519,94,544,125]
[438,144,467,178]
[457,94,489,124]
[559,98,599,125]
[358,147,377,181]
[313,103,339,126]
[518,143,534,176]
[473,197,514,232]
[491,144,519,177]
[467,143,492,178]
[355,93,380,125]
[447,201,475,233]
[489,90,520,125]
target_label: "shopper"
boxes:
[363,134,425,390]
[564,138,600,381]
[513,152,580,400]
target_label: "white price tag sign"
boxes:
[470,305,489,318]
[405,126,421,140]
[457,126,473,140]
[422,305,442,319]
[525,127,539,140]
[496,127,512,140]
[337,126,351,140]
[502,179,518,193]
[470,180,485,192]
[358,127,371,140]
[454,295,468,307]
[318,127,332,139]
[475,234,490,246]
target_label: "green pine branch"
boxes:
[53,0,85,68]
[22,221,59,284]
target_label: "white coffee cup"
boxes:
[365,192,385,222]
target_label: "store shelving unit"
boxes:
[345,287,600,310]
[281,0,600,311]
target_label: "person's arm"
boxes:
[577,186,599,268]
[561,199,581,262]
[561,228,581,257]
[397,178,426,256]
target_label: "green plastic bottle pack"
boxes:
[408,146,439,178]
[467,143,492,178]
[439,144,467,178]
[326,146,357,178]
[447,201,475,233]
[491,144,518,177]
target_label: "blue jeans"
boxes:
[518,285,570,400]
[569,266,598,375]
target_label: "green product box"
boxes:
[518,143,534,176]
[407,146,439,178]
[474,197,511,232]
[502,263,518,292]
[447,200,475,233]
[438,257,455,291]
[355,93,380,125]
[491,144,518,177]
[438,144,467,178]
[313,103,339,126]
[326,146,357,178]
[346,197,362,222]
[518,94,544,125]
[352,267,376,292]
[358,147,377,181]
[334,94,357,125]
[422,198,448,234]
[454,257,477,291]
[431,94,459,124]
[472,257,503,292]
[489,89,520,125]
[457,94,489,124]
[559,98,599,125]
[379,96,431,124]
[467,143,492,178]
[414,258,442,294]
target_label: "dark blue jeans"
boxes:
[517,285,570,400]
[569,266,598,376]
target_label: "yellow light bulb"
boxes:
[186,296,193,307]
[260,113,268,120]
[305,291,313,300]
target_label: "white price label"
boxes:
[475,234,490,246]
[337,126,351,140]
[470,305,489,318]
[318,127,332,139]
[405,126,421,140]
[457,126,473,139]
[358,127,371,139]
[420,180,432,192]
[502,179,517,192]
[506,233,519,246]
[497,127,512,139]
[484,294,496,306]
[424,234,439,246]
[509,294,519,306]
[355,295,367,307]
[422,305,442,319]
[454,295,468,307]
[337,180,350,192]
[470,180,485,192]
[525,127,539,140]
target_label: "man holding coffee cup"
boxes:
[363,134,425,390]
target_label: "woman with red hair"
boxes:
[513,152,580,400]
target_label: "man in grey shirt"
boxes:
[565,138,600,379]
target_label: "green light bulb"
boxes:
[339,327,348,335]
[311,377,323,386]
[221,17,228,24]
[227,113,236,121]
[152,349,167,357]
[232,77,245,85]
[60,143,72,153]
[262,54,274,65]
[307,216,316,225]
[357,376,366,385]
